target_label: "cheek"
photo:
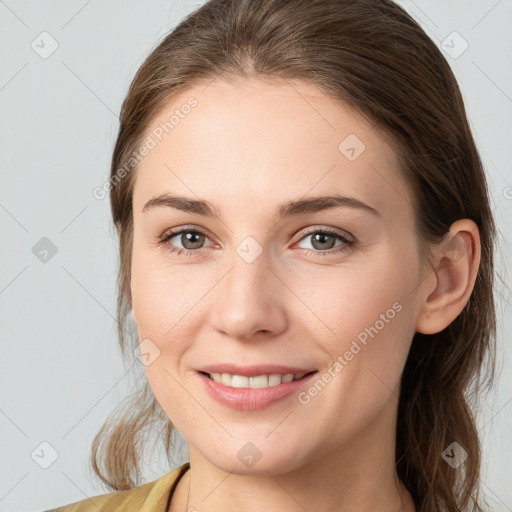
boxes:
[289,251,416,395]
[294,259,412,345]
[130,251,200,424]
[131,270,169,342]
[130,243,215,385]
[130,242,196,340]
[289,264,415,443]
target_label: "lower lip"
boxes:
[196,371,318,411]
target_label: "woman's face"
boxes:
[130,76,431,474]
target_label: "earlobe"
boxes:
[415,219,481,335]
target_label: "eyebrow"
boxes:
[141,193,380,218]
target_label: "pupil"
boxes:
[312,233,335,250]
[182,232,204,249]
[179,232,336,251]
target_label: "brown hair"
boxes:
[91,1,497,510]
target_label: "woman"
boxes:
[46,0,497,510]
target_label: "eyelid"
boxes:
[159,225,215,247]
[293,225,354,243]
[160,224,354,244]
[159,224,356,256]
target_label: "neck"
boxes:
[181,451,414,512]
[170,400,415,512]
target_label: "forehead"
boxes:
[132,76,413,223]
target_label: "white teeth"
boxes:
[249,375,268,388]
[208,372,307,388]
[268,374,282,386]
[231,375,249,388]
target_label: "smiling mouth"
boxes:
[199,370,317,388]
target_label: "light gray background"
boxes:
[0,1,510,511]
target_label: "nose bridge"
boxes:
[224,236,272,306]
[211,236,287,338]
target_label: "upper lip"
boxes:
[198,364,317,377]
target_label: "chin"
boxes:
[202,441,309,476]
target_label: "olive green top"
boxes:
[44,462,190,512]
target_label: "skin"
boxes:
[129,76,480,512]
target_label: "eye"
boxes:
[158,226,355,257]
[158,226,214,257]
[294,227,355,256]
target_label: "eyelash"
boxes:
[157,225,355,258]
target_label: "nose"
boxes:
[209,246,288,341]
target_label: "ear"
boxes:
[415,219,481,335]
